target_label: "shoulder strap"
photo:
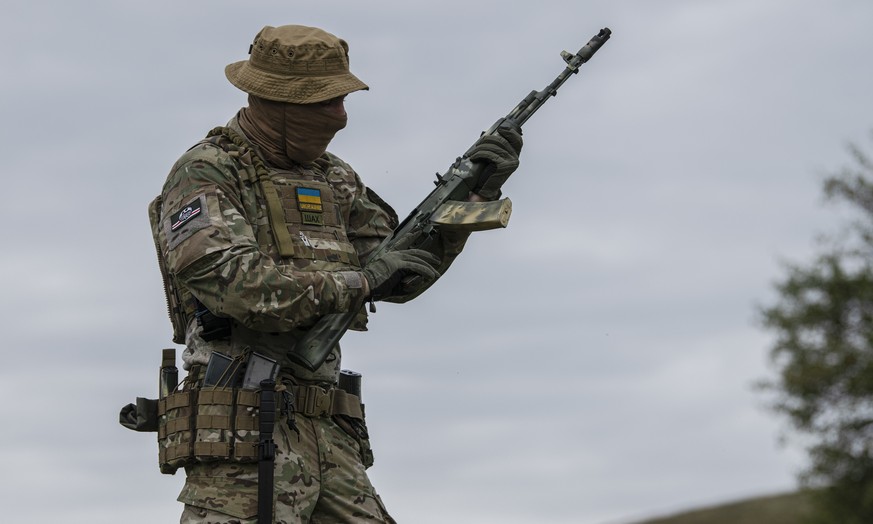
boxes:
[206,127,296,258]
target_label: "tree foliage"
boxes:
[760,132,873,523]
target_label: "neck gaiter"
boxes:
[239,95,347,169]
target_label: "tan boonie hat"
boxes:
[225,25,368,104]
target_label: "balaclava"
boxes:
[239,94,347,169]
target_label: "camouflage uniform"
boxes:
[177,412,390,523]
[152,23,520,524]
[161,112,469,366]
[157,111,470,522]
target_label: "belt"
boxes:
[187,364,364,419]
[290,384,363,420]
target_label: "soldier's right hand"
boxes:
[362,249,441,301]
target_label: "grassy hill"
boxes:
[629,491,814,524]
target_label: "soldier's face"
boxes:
[318,95,347,117]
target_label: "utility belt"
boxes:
[120,349,373,476]
[288,383,364,419]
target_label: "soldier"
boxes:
[152,24,522,523]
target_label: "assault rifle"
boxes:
[290,28,612,370]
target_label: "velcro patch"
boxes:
[301,211,324,226]
[166,193,211,251]
[297,187,323,213]
[171,198,203,232]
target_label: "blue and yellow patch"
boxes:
[297,187,323,212]
[297,187,324,226]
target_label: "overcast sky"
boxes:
[2,1,873,523]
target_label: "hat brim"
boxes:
[225,61,369,104]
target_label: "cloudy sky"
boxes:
[2,1,873,522]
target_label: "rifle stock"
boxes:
[289,28,612,370]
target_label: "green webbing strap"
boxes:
[207,127,297,258]
[291,385,364,419]
[331,389,364,420]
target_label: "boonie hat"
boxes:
[225,25,368,104]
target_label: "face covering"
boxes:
[238,94,348,168]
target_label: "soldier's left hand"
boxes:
[467,123,523,200]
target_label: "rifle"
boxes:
[290,27,612,371]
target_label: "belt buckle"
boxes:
[302,385,333,417]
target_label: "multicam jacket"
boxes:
[152,115,467,384]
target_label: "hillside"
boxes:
[629,491,813,524]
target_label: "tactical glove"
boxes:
[467,123,523,200]
[362,249,441,301]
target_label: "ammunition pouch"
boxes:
[122,351,374,474]
[157,386,262,474]
[155,380,372,474]
[333,369,373,467]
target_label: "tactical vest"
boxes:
[139,124,382,475]
[150,122,373,381]
[264,169,363,266]
[203,125,363,270]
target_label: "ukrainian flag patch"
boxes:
[297,187,324,225]
[297,187,323,212]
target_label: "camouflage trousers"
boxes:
[178,415,395,523]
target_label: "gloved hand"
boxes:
[467,123,523,200]
[362,249,441,301]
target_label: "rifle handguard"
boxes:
[430,198,513,232]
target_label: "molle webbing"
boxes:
[157,387,263,471]
[291,385,363,419]
[156,382,364,474]
[206,126,296,258]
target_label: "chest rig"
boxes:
[205,126,362,272]
[150,125,365,346]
